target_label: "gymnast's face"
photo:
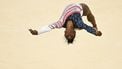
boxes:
[64,30,76,44]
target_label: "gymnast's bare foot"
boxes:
[29,29,38,35]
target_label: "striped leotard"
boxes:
[49,3,83,29]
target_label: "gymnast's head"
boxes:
[64,30,76,44]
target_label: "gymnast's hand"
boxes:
[29,29,38,35]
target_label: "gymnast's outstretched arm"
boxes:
[29,25,54,35]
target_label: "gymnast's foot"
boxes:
[29,29,38,35]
